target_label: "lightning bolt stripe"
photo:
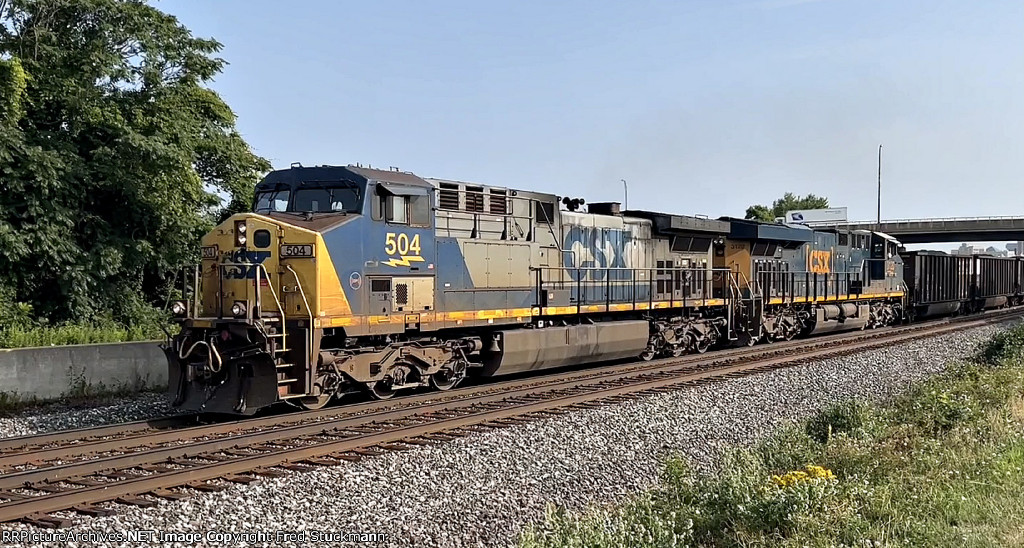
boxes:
[383,255,426,267]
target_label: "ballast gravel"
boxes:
[0,391,176,439]
[0,322,1015,547]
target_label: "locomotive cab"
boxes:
[166,166,371,413]
[868,231,902,288]
[166,165,452,414]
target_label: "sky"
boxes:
[160,0,1023,241]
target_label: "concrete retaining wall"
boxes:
[0,341,166,403]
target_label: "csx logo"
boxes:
[563,226,632,281]
[808,250,832,274]
[221,250,271,279]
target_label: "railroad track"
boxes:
[4,307,1016,458]
[0,309,1019,527]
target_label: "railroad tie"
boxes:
[222,474,260,484]
[327,453,363,462]
[376,443,414,452]
[299,457,337,466]
[398,438,433,446]
[277,462,317,471]
[148,489,189,501]
[72,505,116,517]
[249,467,289,478]
[115,496,157,508]
[350,448,385,457]
[187,481,229,492]
[67,478,107,487]
[22,513,73,529]
[31,483,71,494]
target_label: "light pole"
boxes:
[621,179,628,210]
[876,145,882,229]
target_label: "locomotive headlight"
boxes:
[170,300,187,317]
[234,220,248,247]
[231,301,247,318]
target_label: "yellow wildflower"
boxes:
[770,465,835,488]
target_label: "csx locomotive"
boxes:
[164,164,1019,414]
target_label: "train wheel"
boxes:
[694,337,711,354]
[429,369,463,391]
[297,394,331,410]
[639,346,657,361]
[368,380,397,400]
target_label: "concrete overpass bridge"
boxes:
[810,216,1024,244]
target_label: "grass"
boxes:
[0,321,167,348]
[520,323,1024,548]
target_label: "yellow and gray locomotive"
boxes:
[165,164,908,414]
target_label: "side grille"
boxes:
[465,186,485,212]
[489,189,508,214]
[395,283,409,305]
[438,183,460,210]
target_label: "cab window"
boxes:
[386,195,408,224]
[409,195,430,227]
[254,189,290,212]
[373,184,431,227]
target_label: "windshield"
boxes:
[253,181,365,214]
[254,189,290,213]
[293,183,362,213]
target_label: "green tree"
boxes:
[744,193,830,222]
[0,0,269,324]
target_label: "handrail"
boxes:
[532,266,734,273]
[254,264,287,357]
[286,264,315,368]
[534,266,735,307]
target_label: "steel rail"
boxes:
[0,415,202,453]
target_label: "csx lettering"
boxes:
[563,226,632,281]
[808,250,832,274]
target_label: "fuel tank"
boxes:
[806,304,869,335]
[479,320,650,376]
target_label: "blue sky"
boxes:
[162,0,1023,229]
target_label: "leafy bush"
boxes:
[0,284,35,330]
[978,325,1024,366]
[804,400,870,443]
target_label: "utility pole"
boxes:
[621,179,628,210]
[876,145,882,229]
